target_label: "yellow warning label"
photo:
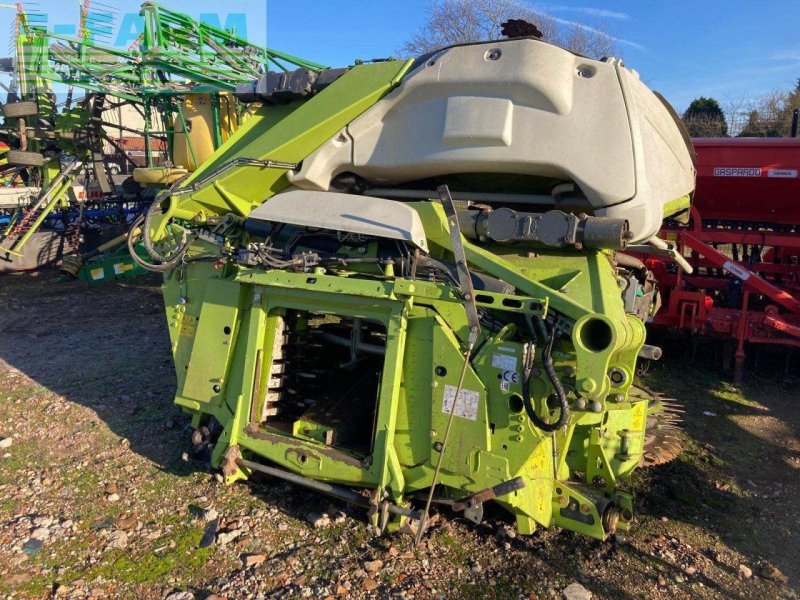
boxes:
[179,316,196,337]
[631,402,645,431]
[90,268,105,281]
[113,262,135,275]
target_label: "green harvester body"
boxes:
[150,45,696,541]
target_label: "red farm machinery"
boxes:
[642,137,800,379]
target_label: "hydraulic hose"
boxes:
[142,197,191,265]
[126,213,187,273]
[615,252,647,276]
[522,317,570,432]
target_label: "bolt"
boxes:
[433,442,443,452]
[589,400,602,413]
[622,509,633,521]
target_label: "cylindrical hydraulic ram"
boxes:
[458,207,630,250]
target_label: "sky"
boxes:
[0,1,797,112]
[264,0,800,111]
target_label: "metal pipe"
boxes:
[319,332,385,356]
[638,344,663,361]
[236,457,420,520]
[236,457,371,507]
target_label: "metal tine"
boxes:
[84,23,114,32]
[85,14,115,23]
[85,27,114,36]
[88,1,120,12]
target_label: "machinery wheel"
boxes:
[6,150,46,167]
[3,101,38,118]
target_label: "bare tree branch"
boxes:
[399,0,617,59]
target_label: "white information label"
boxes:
[723,261,751,281]
[713,167,761,177]
[767,169,798,179]
[492,353,517,371]
[442,385,480,421]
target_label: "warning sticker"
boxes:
[179,317,197,337]
[113,262,135,275]
[492,353,517,372]
[442,385,480,421]
[90,268,105,281]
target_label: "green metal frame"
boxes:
[154,59,651,540]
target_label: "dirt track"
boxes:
[0,271,798,599]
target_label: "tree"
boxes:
[400,0,617,60]
[682,97,728,137]
[737,109,762,137]
[726,81,800,137]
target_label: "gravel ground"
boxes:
[0,270,798,599]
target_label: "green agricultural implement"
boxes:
[132,35,694,540]
[1,1,325,267]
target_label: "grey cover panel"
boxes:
[248,190,429,252]
[288,38,695,243]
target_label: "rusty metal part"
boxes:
[451,477,526,512]
[640,392,685,467]
[602,504,620,534]
[220,444,242,477]
[448,477,526,524]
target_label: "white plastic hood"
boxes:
[288,38,695,243]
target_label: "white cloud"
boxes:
[550,15,645,51]
[543,5,631,20]
[771,51,800,63]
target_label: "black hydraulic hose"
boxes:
[142,197,191,264]
[522,317,569,432]
[615,252,647,277]
[127,213,186,273]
